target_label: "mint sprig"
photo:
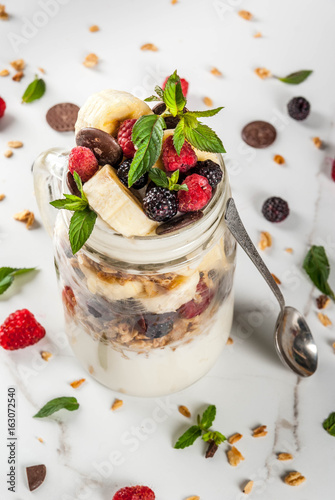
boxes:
[50,172,97,255]
[22,75,46,103]
[323,412,335,437]
[276,70,313,85]
[34,397,79,418]
[174,404,226,457]
[0,267,36,295]
[163,71,186,117]
[148,168,188,191]
[303,245,335,301]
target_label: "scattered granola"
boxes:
[0,194,5,201]
[70,378,86,388]
[318,312,332,327]
[38,67,45,74]
[83,53,99,68]
[273,154,285,165]
[0,69,9,77]
[13,209,35,229]
[316,294,330,309]
[228,433,242,444]
[89,25,100,32]
[41,351,52,362]
[140,43,158,51]
[285,247,293,254]
[238,10,253,20]
[4,150,13,158]
[11,59,25,71]
[171,0,178,4]
[271,274,281,285]
[254,67,271,79]
[254,32,262,38]
[111,398,123,411]
[333,342,335,352]
[258,231,272,251]
[12,71,24,82]
[88,365,94,374]
[203,96,213,107]
[0,4,9,20]
[37,437,44,443]
[179,405,191,418]
[277,452,293,461]
[8,140,23,148]
[252,425,267,437]
[210,67,222,77]
[226,337,234,345]
[284,471,306,486]
[243,481,254,494]
[312,137,322,149]
[227,446,244,466]
[185,497,199,500]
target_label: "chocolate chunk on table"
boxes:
[46,103,79,132]
[26,464,46,491]
[241,120,276,148]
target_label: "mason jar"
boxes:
[33,148,236,397]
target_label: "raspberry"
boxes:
[178,278,214,319]
[331,159,335,182]
[117,119,137,158]
[117,159,148,190]
[162,76,189,97]
[62,286,76,314]
[262,196,289,222]
[68,146,99,183]
[113,485,155,500]
[161,136,197,173]
[143,186,177,222]
[0,97,6,118]
[0,309,46,350]
[178,174,212,212]
[192,160,223,188]
[287,97,310,120]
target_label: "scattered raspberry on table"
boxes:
[0,97,6,118]
[112,485,155,500]
[0,309,46,350]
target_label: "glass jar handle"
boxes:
[33,147,69,237]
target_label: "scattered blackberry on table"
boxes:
[287,97,310,120]
[143,186,177,222]
[262,196,289,222]
[117,118,137,158]
[117,159,148,189]
[192,160,223,188]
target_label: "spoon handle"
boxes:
[224,197,285,310]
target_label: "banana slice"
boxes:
[84,165,158,237]
[75,89,152,136]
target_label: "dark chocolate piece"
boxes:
[66,171,81,197]
[205,440,219,458]
[26,464,46,491]
[156,211,203,235]
[46,103,79,132]
[241,120,276,148]
[76,127,123,167]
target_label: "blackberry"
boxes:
[287,97,310,121]
[262,197,289,222]
[193,160,223,188]
[143,312,176,339]
[143,186,177,222]
[117,159,148,189]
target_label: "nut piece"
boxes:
[203,96,213,107]
[88,365,94,374]
[40,351,52,362]
[140,43,158,51]
[0,194,5,201]
[13,209,35,229]
[271,274,281,285]
[11,59,25,71]
[37,437,44,443]
[238,10,253,20]
[243,480,254,494]
[111,398,123,411]
[332,342,335,352]
[285,247,293,254]
[254,67,271,79]
[318,312,332,327]
[171,0,178,4]
[12,71,24,82]
[70,378,86,388]
[254,32,262,38]
[258,231,272,251]
[252,425,267,437]
[89,25,100,32]
[211,67,222,76]
[4,149,13,158]
[185,497,200,500]
[0,4,9,20]
[8,140,23,148]
[284,471,306,486]
[312,137,322,149]
[273,154,285,165]
[0,69,9,76]
[226,337,234,345]
[38,67,45,74]
[178,405,191,418]
[83,53,99,68]
[316,294,330,309]
[227,446,245,467]
[277,452,293,461]
[228,433,242,445]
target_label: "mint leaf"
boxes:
[129,114,166,187]
[50,196,88,212]
[184,119,225,153]
[202,430,226,445]
[277,70,313,85]
[22,76,46,103]
[144,86,164,102]
[155,86,164,99]
[186,107,224,118]
[323,412,335,437]
[200,405,216,429]
[303,246,335,301]
[69,208,97,255]
[73,172,87,201]
[163,70,186,117]
[144,95,162,102]
[0,267,36,295]
[148,168,169,188]
[34,397,79,418]
[170,170,179,185]
[173,118,186,155]
[174,425,202,449]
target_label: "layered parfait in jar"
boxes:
[36,72,236,396]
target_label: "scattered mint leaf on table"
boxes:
[0,267,36,295]
[22,76,46,103]
[200,404,216,429]
[276,70,313,85]
[174,425,202,449]
[202,430,226,445]
[303,245,335,301]
[323,412,335,436]
[34,397,79,418]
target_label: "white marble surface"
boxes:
[1,0,335,498]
